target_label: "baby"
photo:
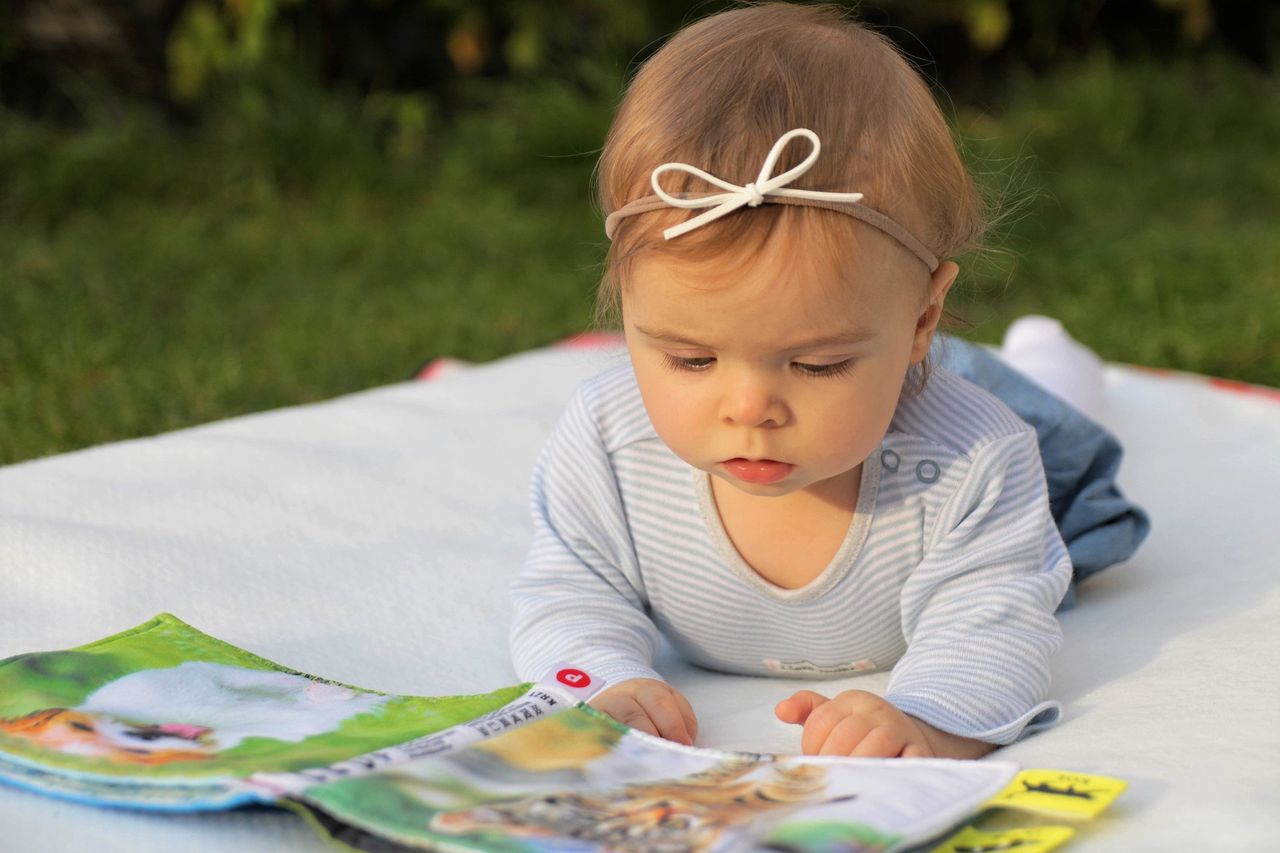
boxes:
[511,3,1079,760]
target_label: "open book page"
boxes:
[294,704,1018,853]
[0,615,1030,852]
[0,614,525,810]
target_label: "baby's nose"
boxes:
[719,380,788,428]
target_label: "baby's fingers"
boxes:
[591,693,659,738]
[611,703,662,738]
[775,690,831,725]
[670,687,699,743]
[813,715,874,756]
[849,726,908,758]
[635,687,694,746]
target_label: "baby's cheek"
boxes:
[812,420,883,473]
[647,397,709,459]
[832,385,900,460]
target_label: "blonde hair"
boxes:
[595,2,987,332]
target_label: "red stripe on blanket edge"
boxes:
[1207,377,1280,403]
[1126,365,1280,404]
[415,357,471,381]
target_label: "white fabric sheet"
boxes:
[1,344,1277,851]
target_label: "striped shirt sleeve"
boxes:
[885,430,1072,744]
[508,386,665,687]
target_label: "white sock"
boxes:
[1000,315,1107,421]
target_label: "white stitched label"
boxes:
[763,658,877,675]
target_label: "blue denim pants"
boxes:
[935,337,1151,606]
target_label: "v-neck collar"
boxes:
[693,452,881,603]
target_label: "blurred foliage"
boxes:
[2,0,1276,124]
[166,0,283,103]
[953,54,1280,382]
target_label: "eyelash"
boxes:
[661,355,854,379]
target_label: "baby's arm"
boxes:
[510,387,698,743]
[884,431,1072,748]
[777,431,1070,757]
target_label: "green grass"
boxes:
[953,54,1280,380]
[2,54,1278,465]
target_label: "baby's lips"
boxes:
[155,723,210,740]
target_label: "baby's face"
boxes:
[623,228,953,500]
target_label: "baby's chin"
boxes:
[708,461,866,502]
[707,467,805,497]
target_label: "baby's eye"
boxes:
[793,359,854,378]
[663,354,715,372]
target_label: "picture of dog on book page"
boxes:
[0,614,525,781]
[0,661,387,766]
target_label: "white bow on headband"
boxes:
[603,127,941,271]
[650,128,863,240]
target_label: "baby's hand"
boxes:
[775,689,934,758]
[589,678,698,746]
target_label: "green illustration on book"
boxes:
[0,615,1125,852]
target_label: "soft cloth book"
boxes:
[0,615,1120,852]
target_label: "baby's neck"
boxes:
[710,466,861,590]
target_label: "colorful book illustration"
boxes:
[0,615,1123,852]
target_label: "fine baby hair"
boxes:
[595,1,987,328]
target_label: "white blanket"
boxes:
[1,343,1277,851]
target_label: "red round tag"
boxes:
[556,668,591,688]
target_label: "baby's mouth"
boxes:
[722,458,795,484]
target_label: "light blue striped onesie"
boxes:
[510,361,1072,744]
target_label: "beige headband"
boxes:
[603,128,940,273]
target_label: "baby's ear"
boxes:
[909,261,958,364]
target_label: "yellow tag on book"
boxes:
[931,825,1075,853]
[987,769,1127,819]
